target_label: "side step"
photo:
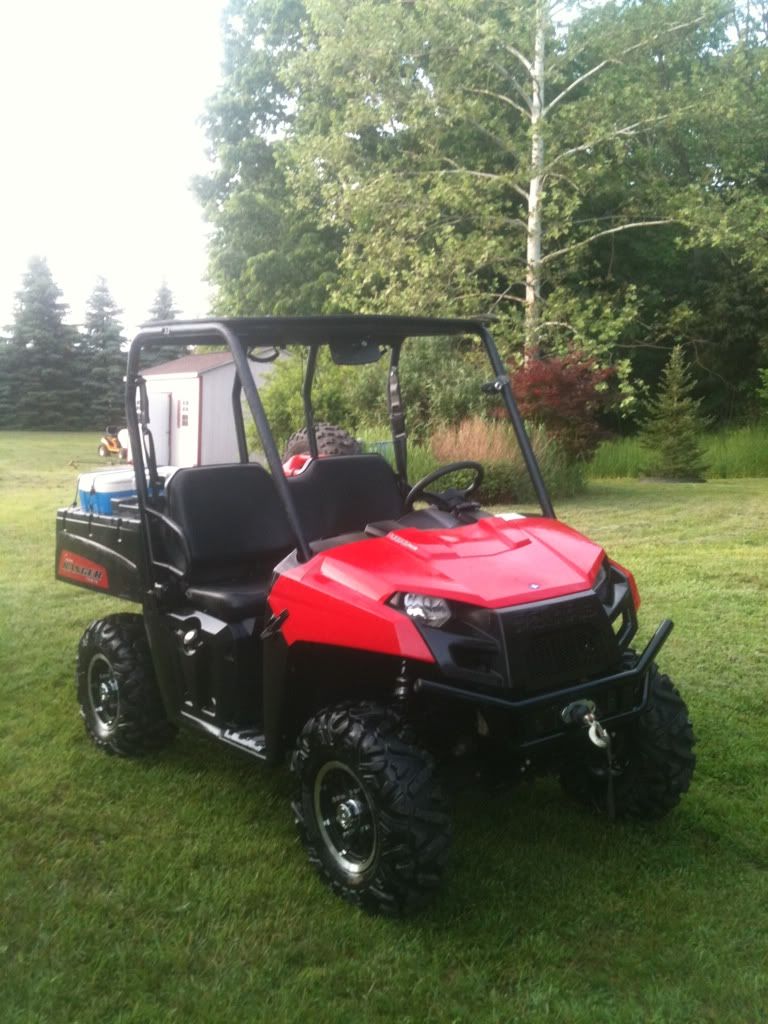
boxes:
[222,728,267,759]
[180,710,267,760]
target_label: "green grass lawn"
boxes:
[1,432,767,1024]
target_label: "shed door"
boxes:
[147,391,171,464]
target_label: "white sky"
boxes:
[0,0,226,337]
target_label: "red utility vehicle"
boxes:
[55,317,695,914]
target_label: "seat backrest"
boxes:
[166,463,296,581]
[286,454,403,541]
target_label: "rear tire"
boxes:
[98,443,108,457]
[283,423,362,460]
[292,702,452,915]
[560,666,695,819]
[76,614,176,757]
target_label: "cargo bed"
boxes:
[55,505,144,603]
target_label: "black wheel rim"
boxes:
[87,654,120,730]
[313,761,378,877]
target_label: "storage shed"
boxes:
[141,352,272,467]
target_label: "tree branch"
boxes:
[544,110,685,172]
[501,42,533,77]
[545,15,706,115]
[541,170,583,195]
[545,59,616,115]
[486,287,526,313]
[541,220,674,265]
[534,319,581,336]
[488,59,535,111]
[466,86,531,121]
[439,160,530,202]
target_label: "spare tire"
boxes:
[283,423,362,460]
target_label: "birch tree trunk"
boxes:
[524,0,547,362]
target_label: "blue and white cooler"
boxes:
[78,469,138,514]
[77,467,176,514]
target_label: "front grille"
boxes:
[498,592,621,694]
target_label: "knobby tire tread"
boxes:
[292,701,452,916]
[283,423,362,460]
[77,613,176,757]
[561,666,696,820]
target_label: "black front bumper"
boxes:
[413,619,673,750]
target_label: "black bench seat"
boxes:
[162,455,405,622]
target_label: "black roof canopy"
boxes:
[137,315,490,348]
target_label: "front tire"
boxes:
[292,702,452,915]
[561,666,696,819]
[76,614,176,757]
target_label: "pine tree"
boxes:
[148,282,179,322]
[83,277,127,428]
[639,346,709,481]
[145,281,182,366]
[2,257,83,429]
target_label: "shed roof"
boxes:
[142,352,233,377]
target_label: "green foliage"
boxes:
[586,435,646,479]
[148,281,179,321]
[758,368,768,415]
[701,425,768,478]
[259,348,387,448]
[0,263,135,432]
[199,0,768,427]
[639,346,709,480]
[82,278,127,428]
[259,335,490,449]
[589,424,768,479]
[0,257,84,429]
[145,281,185,366]
[195,0,341,317]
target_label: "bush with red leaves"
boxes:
[509,348,617,463]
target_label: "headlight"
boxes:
[399,593,452,629]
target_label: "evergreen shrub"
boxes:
[638,346,709,481]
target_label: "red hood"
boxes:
[306,515,604,608]
[269,515,607,660]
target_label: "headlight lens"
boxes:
[401,593,451,629]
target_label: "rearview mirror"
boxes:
[329,338,384,365]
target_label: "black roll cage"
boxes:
[125,316,555,571]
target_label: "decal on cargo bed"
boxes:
[58,550,109,589]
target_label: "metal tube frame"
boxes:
[124,318,556,580]
[479,325,555,518]
[126,322,312,564]
[302,345,320,459]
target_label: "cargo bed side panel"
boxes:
[56,508,144,603]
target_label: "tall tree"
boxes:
[195,0,340,316]
[83,277,127,427]
[283,0,723,354]
[200,0,767,423]
[148,281,180,322]
[0,257,82,429]
[145,282,183,366]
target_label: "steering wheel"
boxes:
[404,461,484,512]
